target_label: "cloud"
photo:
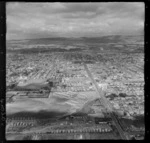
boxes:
[6,2,144,40]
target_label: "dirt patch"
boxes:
[52,96,69,103]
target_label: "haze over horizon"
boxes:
[7,2,144,40]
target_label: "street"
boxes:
[83,63,128,140]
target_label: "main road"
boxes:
[83,63,128,140]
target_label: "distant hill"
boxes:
[7,35,144,45]
[6,35,144,53]
[81,35,144,44]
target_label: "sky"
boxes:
[6,2,144,40]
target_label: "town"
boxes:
[6,35,144,140]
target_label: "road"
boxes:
[45,55,58,79]
[83,63,128,140]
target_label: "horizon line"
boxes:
[6,34,144,41]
